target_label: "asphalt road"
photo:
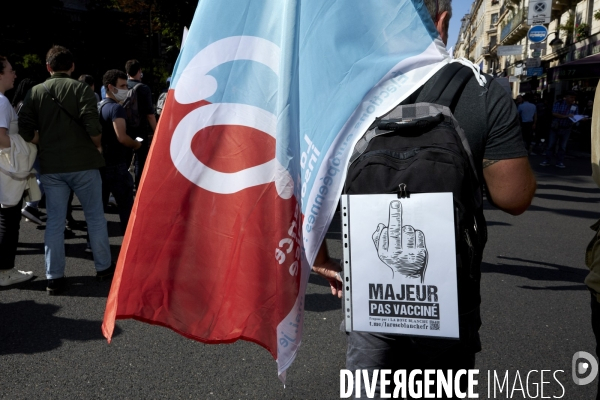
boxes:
[1,150,599,399]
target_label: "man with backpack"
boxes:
[312,0,536,396]
[18,46,115,294]
[98,69,142,234]
[125,59,156,189]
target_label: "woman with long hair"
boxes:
[0,55,34,286]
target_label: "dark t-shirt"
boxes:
[99,99,132,167]
[407,66,527,179]
[127,79,153,138]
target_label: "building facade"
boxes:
[455,0,600,101]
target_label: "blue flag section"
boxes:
[105,0,450,382]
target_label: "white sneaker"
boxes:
[0,269,34,287]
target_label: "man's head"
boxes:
[46,46,74,75]
[103,69,128,102]
[565,90,577,105]
[424,0,452,45]
[125,59,142,80]
[516,95,523,104]
[78,74,95,90]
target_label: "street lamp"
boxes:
[547,31,564,52]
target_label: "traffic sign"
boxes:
[525,58,541,68]
[527,25,548,43]
[497,45,523,56]
[528,0,552,25]
[530,43,546,50]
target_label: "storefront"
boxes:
[547,53,600,101]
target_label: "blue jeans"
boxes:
[544,127,571,164]
[40,169,111,279]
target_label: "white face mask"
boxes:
[112,86,128,102]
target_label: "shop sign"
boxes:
[527,67,544,76]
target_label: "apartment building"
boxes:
[454,0,501,71]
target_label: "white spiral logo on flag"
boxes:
[171,36,293,198]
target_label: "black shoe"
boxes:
[96,263,116,281]
[21,205,44,225]
[46,277,68,295]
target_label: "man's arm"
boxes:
[147,113,157,133]
[90,133,102,151]
[31,131,39,145]
[113,118,142,150]
[311,240,343,298]
[79,84,102,138]
[17,91,37,142]
[482,157,536,215]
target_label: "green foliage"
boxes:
[595,10,600,21]
[575,23,589,41]
[17,54,42,70]
[559,12,575,37]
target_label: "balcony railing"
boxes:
[500,7,527,42]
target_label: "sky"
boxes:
[447,0,473,51]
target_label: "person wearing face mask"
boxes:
[18,45,115,295]
[98,69,141,234]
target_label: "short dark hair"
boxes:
[46,45,74,72]
[565,90,578,97]
[0,56,6,74]
[125,59,141,77]
[78,74,95,87]
[103,69,128,90]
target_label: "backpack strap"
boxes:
[42,83,86,129]
[419,63,475,111]
[97,98,112,114]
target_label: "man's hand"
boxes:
[312,241,343,298]
[373,200,428,281]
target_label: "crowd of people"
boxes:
[515,91,594,168]
[0,46,162,294]
[0,7,597,396]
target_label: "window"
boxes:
[489,35,497,48]
[490,13,499,26]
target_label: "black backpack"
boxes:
[122,83,143,129]
[344,63,488,318]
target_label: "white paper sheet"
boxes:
[342,193,459,339]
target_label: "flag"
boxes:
[102,0,449,380]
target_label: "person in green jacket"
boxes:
[18,45,115,295]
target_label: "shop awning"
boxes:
[547,54,600,82]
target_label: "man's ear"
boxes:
[435,11,450,45]
[46,63,53,75]
[69,63,75,74]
